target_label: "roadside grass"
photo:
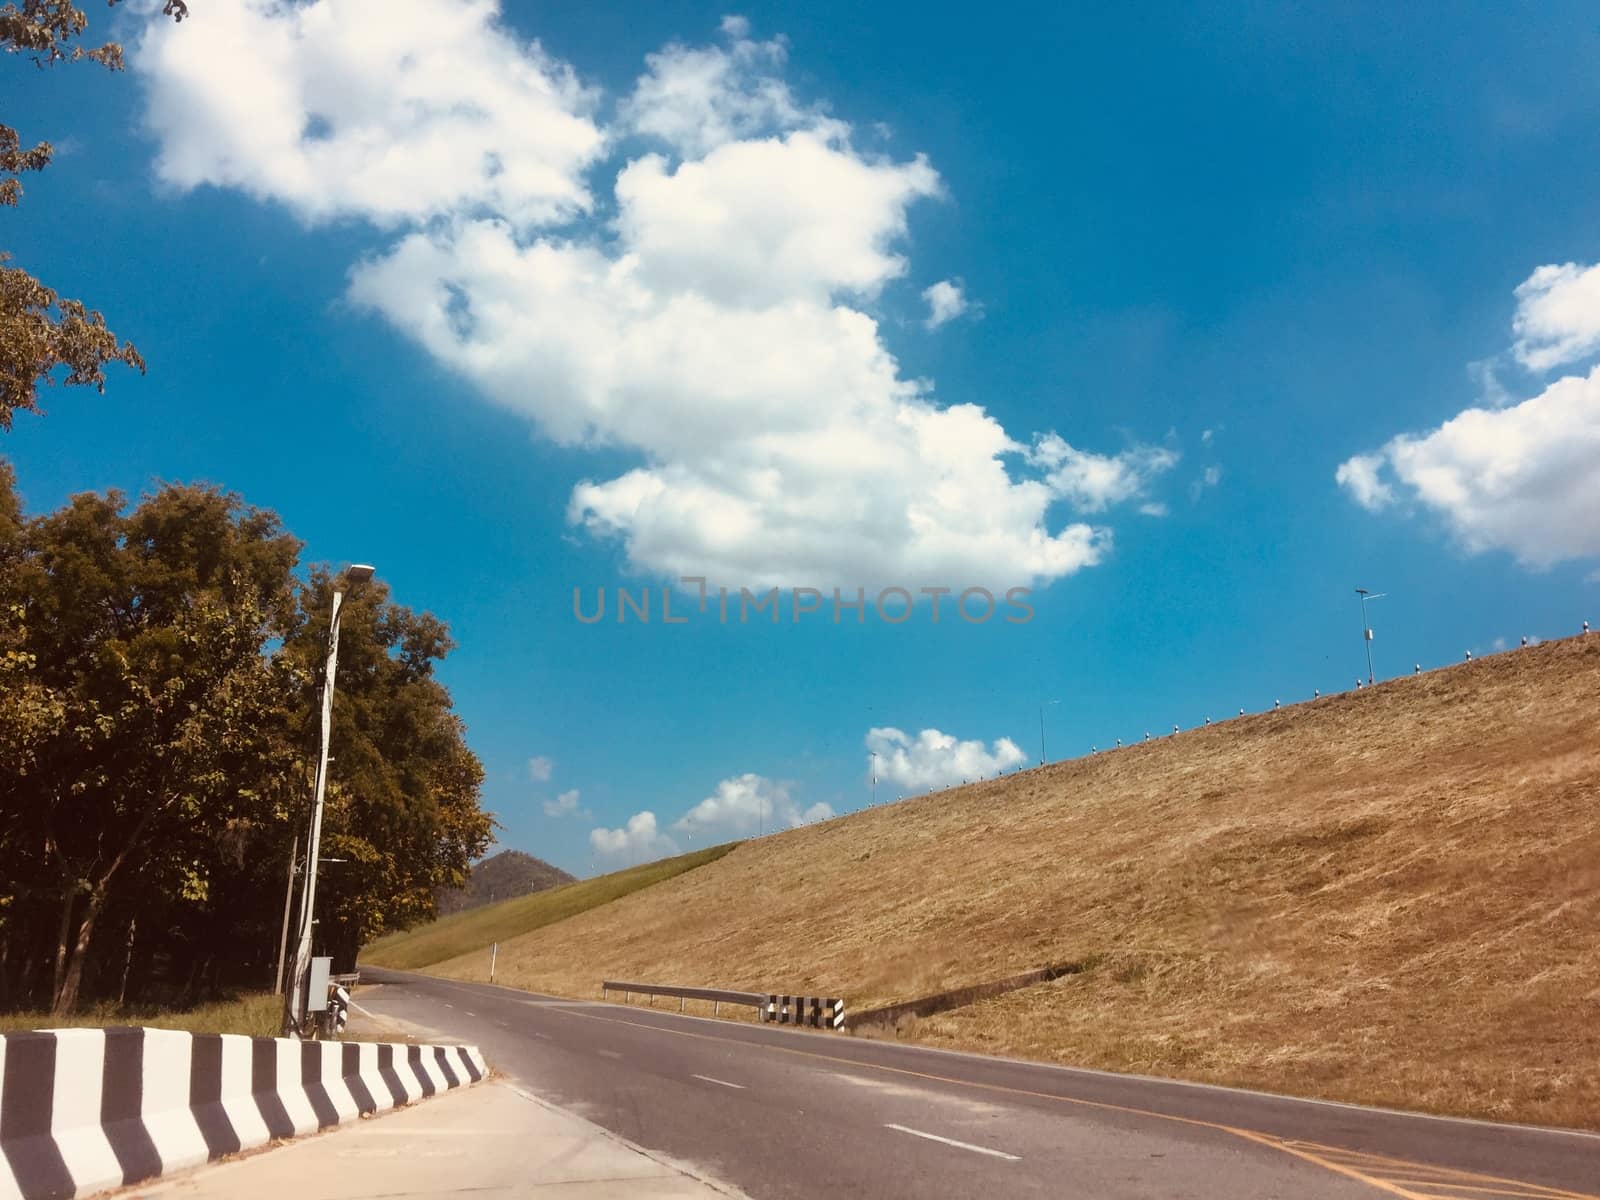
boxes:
[0,992,282,1037]
[361,842,739,971]
[429,635,1600,1131]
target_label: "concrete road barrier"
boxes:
[0,1027,486,1200]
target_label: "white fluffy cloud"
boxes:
[1336,366,1600,566]
[1333,454,1393,511]
[137,7,1175,592]
[866,726,1028,791]
[672,772,831,838]
[136,0,603,229]
[1029,435,1179,514]
[1512,262,1600,373]
[526,755,554,782]
[588,772,830,865]
[619,17,811,158]
[589,811,677,861]
[922,279,969,329]
[349,216,1113,589]
[542,788,583,818]
[614,131,939,307]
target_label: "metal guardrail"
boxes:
[603,980,764,1016]
[602,980,845,1029]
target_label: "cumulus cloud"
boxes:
[612,130,940,307]
[922,279,969,329]
[588,772,830,865]
[866,726,1028,791]
[589,811,677,861]
[1336,366,1600,566]
[673,773,831,838]
[137,7,1175,592]
[542,788,584,818]
[1512,262,1600,373]
[135,0,604,229]
[1334,454,1394,511]
[527,755,554,782]
[1028,435,1179,514]
[619,18,812,158]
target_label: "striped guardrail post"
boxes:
[599,981,844,1030]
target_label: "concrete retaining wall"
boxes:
[0,1027,486,1200]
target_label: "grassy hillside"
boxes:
[435,849,576,917]
[431,635,1600,1129]
[362,843,738,971]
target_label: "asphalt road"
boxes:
[357,967,1599,1200]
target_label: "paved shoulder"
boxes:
[126,1079,743,1199]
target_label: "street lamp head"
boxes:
[343,564,376,585]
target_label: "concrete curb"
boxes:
[0,1027,486,1200]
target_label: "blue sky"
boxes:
[8,2,1600,876]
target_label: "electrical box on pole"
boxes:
[307,956,332,1012]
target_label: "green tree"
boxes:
[0,475,299,1012]
[0,471,490,1013]
[1,1,189,429]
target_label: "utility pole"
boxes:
[870,751,877,806]
[1355,587,1385,686]
[284,564,373,1036]
[273,834,299,995]
[1038,699,1058,766]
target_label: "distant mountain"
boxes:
[435,850,576,917]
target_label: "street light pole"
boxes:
[1355,587,1384,686]
[284,564,373,1035]
[1038,699,1058,766]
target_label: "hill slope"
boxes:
[429,635,1600,1129]
[434,850,576,917]
[363,844,737,971]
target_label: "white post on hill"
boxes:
[489,942,498,984]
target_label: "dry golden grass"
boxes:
[431,636,1600,1129]
[0,992,283,1037]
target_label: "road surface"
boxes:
[357,967,1599,1199]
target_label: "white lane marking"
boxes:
[444,1003,455,1009]
[884,1124,1019,1161]
[598,1049,623,1060]
[379,968,1600,1146]
[691,1074,745,1090]
[463,1011,476,1017]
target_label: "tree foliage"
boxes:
[1,1,188,428]
[0,469,492,1013]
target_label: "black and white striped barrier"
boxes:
[763,995,846,1030]
[0,1027,486,1200]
